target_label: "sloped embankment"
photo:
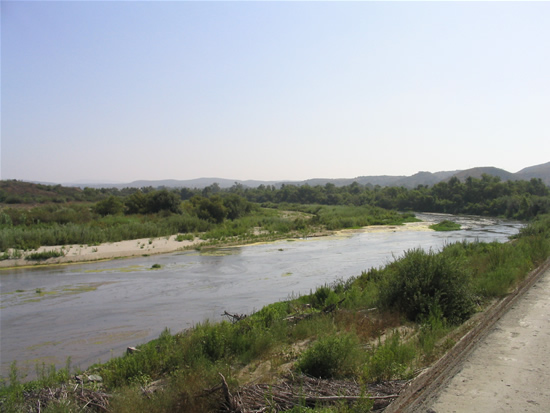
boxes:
[384,257,550,413]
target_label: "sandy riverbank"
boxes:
[0,235,201,269]
[0,222,434,269]
[337,220,433,234]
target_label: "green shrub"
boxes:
[295,333,361,379]
[363,331,416,382]
[93,196,125,216]
[379,248,475,324]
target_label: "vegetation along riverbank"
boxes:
[2,174,549,266]
[1,177,550,412]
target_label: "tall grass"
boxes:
[363,331,416,382]
[0,206,319,251]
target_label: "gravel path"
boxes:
[425,265,550,412]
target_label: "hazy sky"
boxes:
[2,1,549,184]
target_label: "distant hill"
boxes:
[28,161,550,191]
[295,171,459,189]
[393,171,460,188]
[0,180,84,203]
[73,171,460,190]
[78,178,286,190]
[515,162,550,185]
[449,167,516,182]
[447,163,550,186]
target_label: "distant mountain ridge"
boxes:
[62,161,550,190]
[448,167,515,182]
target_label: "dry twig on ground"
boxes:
[217,373,408,412]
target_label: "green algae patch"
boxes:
[67,329,150,347]
[3,282,111,306]
[25,341,62,351]
[199,248,240,257]
[61,285,101,294]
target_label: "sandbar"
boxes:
[0,222,434,269]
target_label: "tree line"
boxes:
[156,175,547,220]
[2,175,549,229]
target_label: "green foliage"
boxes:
[26,249,65,261]
[124,191,147,214]
[145,189,182,214]
[223,194,253,220]
[417,306,452,359]
[429,220,461,231]
[280,204,416,231]
[363,331,416,382]
[189,195,227,223]
[2,174,548,253]
[252,301,290,328]
[3,174,550,222]
[246,176,550,219]
[379,248,475,324]
[295,333,362,379]
[2,216,550,412]
[175,233,193,242]
[516,213,550,239]
[2,173,550,412]
[0,359,75,412]
[93,195,125,216]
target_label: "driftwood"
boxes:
[216,373,406,413]
[222,310,248,323]
[220,372,244,412]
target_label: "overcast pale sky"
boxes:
[2,1,549,184]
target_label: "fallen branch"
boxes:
[222,311,247,323]
[304,394,398,402]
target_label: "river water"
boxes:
[0,214,522,378]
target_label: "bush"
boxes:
[93,196,125,216]
[363,331,416,382]
[379,248,475,324]
[295,333,361,378]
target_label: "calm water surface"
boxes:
[0,214,522,377]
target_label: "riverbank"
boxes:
[0,222,434,269]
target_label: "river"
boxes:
[0,213,522,379]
